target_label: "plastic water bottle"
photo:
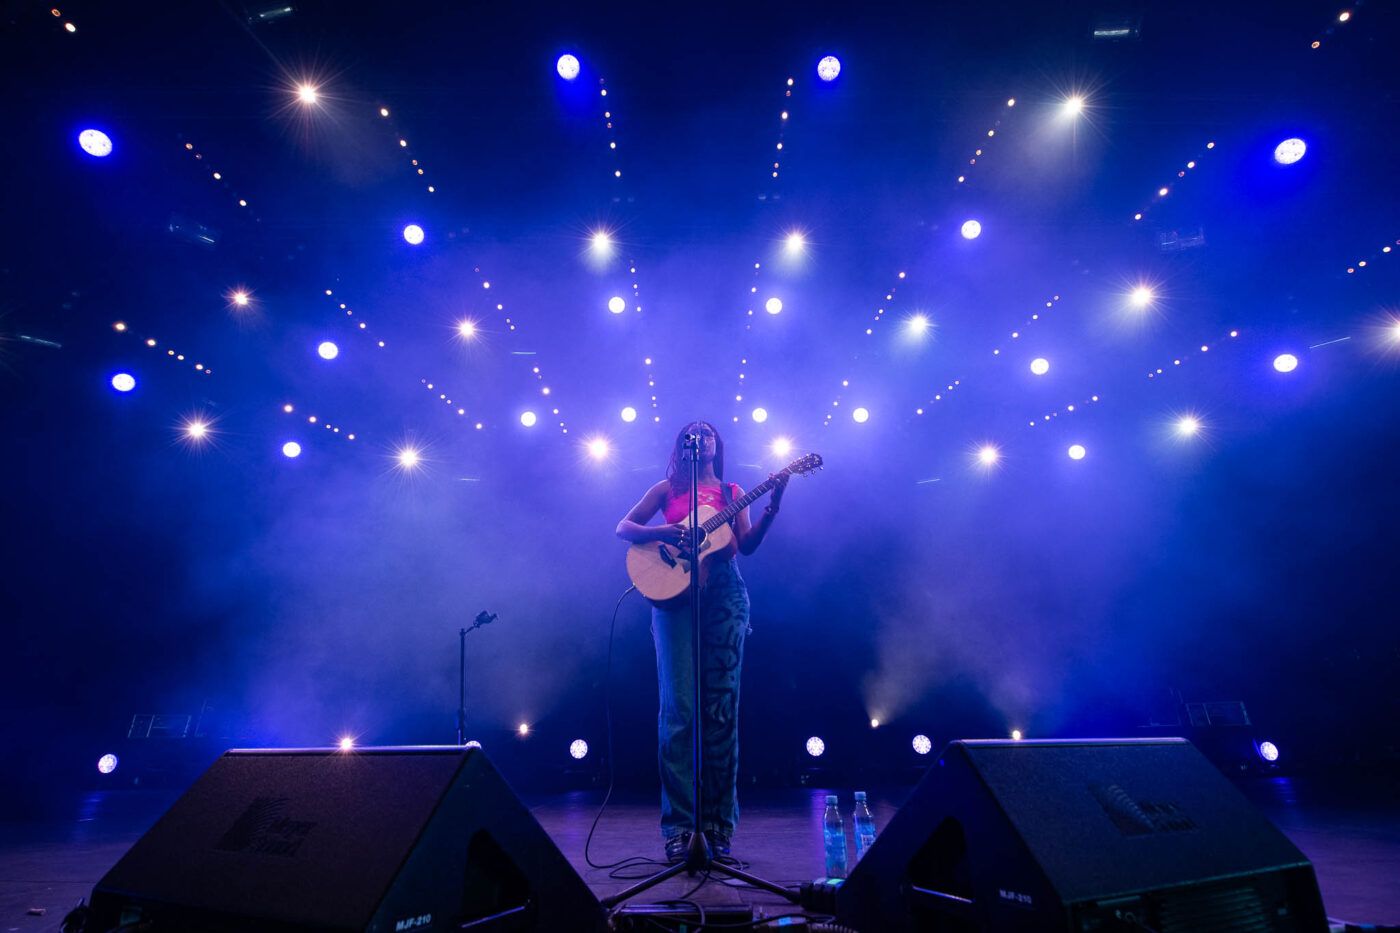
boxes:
[853,791,877,863]
[823,794,848,878]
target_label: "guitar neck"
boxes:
[700,477,779,532]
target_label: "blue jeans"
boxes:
[651,557,750,839]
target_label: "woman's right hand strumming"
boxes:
[652,523,688,546]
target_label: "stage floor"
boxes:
[1,777,1396,929]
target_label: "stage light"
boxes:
[231,290,250,307]
[1063,96,1085,116]
[297,84,318,105]
[282,441,302,458]
[97,754,118,774]
[805,736,825,757]
[784,231,806,255]
[457,319,477,339]
[586,437,610,460]
[338,736,354,751]
[569,739,589,760]
[976,444,1000,468]
[771,436,793,458]
[870,718,880,729]
[464,740,482,749]
[912,734,932,755]
[817,55,841,81]
[1257,740,1280,762]
[590,229,614,260]
[1175,415,1201,437]
[520,410,538,427]
[752,407,768,423]
[1274,138,1306,165]
[517,723,530,737]
[184,419,209,441]
[1030,357,1050,375]
[852,407,869,423]
[1011,729,1024,741]
[1068,444,1086,460]
[556,54,580,80]
[608,296,626,314]
[403,224,425,245]
[960,219,982,240]
[621,406,637,422]
[317,341,339,360]
[111,372,136,393]
[396,446,421,470]
[78,128,112,158]
[1273,353,1299,373]
[765,297,783,315]
[1130,285,1154,309]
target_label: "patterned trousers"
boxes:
[650,556,750,839]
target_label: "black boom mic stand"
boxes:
[601,430,799,909]
[457,610,497,746]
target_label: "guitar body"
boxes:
[625,505,735,603]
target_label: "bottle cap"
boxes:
[854,791,867,800]
[825,794,838,805]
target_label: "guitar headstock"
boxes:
[782,452,824,477]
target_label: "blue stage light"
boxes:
[912,734,932,755]
[1257,740,1279,762]
[805,736,825,757]
[1274,138,1306,165]
[569,739,589,760]
[817,56,841,81]
[464,740,482,749]
[586,437,610,460]
[403,224,425,245]
[976,444,1000,468]
[556,54,580,80]
[97,754,118,774]
[317,341,339,360]
[1274,353,1299,373]
[282,441,302,458]
[771,436,793,458]
[961,219,982,240]
[111,372,136,393]
[1062,96,1084,117]
[78,129,112,157]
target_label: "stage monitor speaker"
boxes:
[88,745,604,932]
[837,738,1326,933]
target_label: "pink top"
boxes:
[662,483,742,523]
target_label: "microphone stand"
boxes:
[602,432,798,910]
[457,611,497,746]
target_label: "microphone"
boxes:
[469,611,497,632]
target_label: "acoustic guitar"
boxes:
[625,453,823,602]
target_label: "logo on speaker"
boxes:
[215,797,317,857]
[394,914,433,931]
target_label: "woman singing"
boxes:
[615,420,788,863]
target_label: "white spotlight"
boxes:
[232,291,250,307]
[111,373,136,393]
[960,219,982,240]
[317,341,339,360]
[78,129,113,158]
[282,441,302,458]
[586,437,610,460]
[870,718,881,729]
[905,313,932,338]
[1257,741,1280,762]
[752,407,768,423]
[184,419,209,441]
[517,723,530,736]
[1274,138,1306,165]
[1175,415,1201,437]
[298,84,319,105]
[1130,286,1154,309]
[1273,353,1299,373]
[569,739,589,759]
[403,224,425,245]
[976,444,1000,467]
[608,296,626,314]
[765,297,783,315]
[912,734,932,755]
[771,436,793,458]
[1068,444,1086,460]
[620,406,637,422]
[520,410,538,427]
[817,55,841,81]
[852,407,869,423]
[556,54,580,80]
[1030,357,1050,376]
[590,230,614,257]
[338,736,354,751]
[396,446,421,469]
[1063,96,1084,116]
[457,319,477,339]
[1011,729,1024,741]
[97,754,119,774]
[805,736,826,757]
[784,231,806,255]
